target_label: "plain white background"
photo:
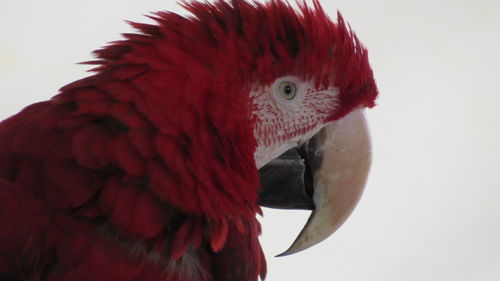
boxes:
[1,0,499,280]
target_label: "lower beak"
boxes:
[258,109,372,256]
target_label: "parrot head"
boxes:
[164,0,378,256]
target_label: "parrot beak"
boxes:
[258,109,371,256]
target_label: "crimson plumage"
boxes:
[0,0,377,280]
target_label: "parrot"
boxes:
[0,0,377,280]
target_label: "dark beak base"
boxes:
[258,147,314,210]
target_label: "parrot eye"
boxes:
[278,81,297,100]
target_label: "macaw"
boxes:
[0,0,377,280]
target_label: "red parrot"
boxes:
[0,0,377,280]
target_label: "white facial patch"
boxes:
[250,76,339,168]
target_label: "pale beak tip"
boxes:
[275,246,299,257]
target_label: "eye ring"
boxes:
[278,81,297,100]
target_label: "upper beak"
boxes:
[258,109,372,256]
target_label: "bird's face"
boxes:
[174,0,377,258]
[252,76,372,256]
[251,76,339,169]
